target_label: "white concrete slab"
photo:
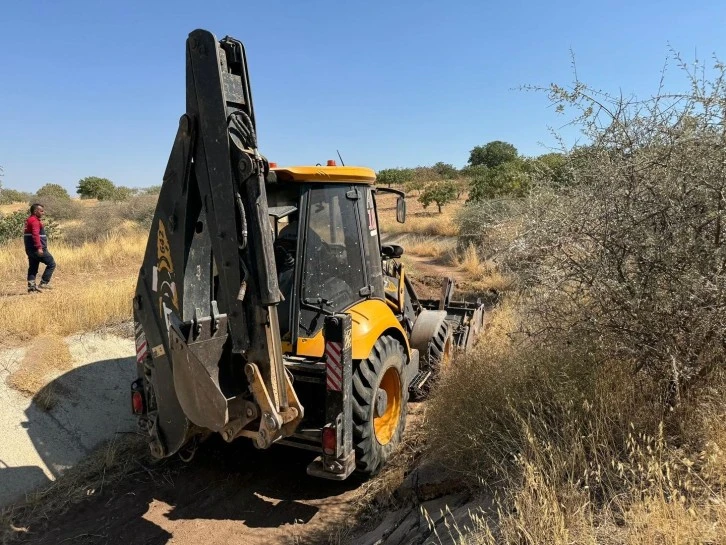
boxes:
[0,333,137,506]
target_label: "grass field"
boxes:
[0,230,145,346]
[376,191,461,237]
[0,189,461,347]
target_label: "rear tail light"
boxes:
[131,391,144,414]
[322,426,336,456]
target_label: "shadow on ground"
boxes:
[0,353,136,507]
[8,360,363,545]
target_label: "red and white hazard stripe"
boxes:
[135,323,148,364]
[325,341,343,391]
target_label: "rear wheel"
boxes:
[352,336,408,475]
[411,320,454,400]
[430,320,454,375]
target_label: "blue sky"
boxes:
[1,0,724,193]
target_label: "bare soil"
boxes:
[10,437,362,545]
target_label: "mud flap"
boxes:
[169,325,229,432]
[307,314,355,480]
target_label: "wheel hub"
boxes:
[373,367,402,445]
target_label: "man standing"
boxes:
[24,203,56,293]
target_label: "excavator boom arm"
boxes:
[133,29,301,459]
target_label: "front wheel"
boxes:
[352,336,408,475]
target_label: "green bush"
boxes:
[36,183,71,200]
[62,194,158,244]
[468,160,531,201]
[0,210,58,245]
[118,194,158,227]
[456,198,523,254]
[140,185,161,195]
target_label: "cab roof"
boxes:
[271,165,376,185]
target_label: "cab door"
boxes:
[296,184,369,342]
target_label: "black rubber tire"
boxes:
[411,320,454,401]
[429,320,454,376]
[352,336,408,476]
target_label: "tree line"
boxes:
[376,140,570,213]
[0,176,160,206]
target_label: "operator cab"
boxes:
[266,163,400,350]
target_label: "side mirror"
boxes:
[396,196,406,223]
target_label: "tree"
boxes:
[376,168,413,188]
[36,183,70,200]
[460,164,488,179]
[533,152,572,186]
[410,166,437,183]
[432,162,459,180]
[510,53,726,397]
[418,181,458,213]
[468,141,518,168]
[404,178,425,195]
[468,160,531,201]
[77,176,116,200]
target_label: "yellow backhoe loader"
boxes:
[131,29,485,479]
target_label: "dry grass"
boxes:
[0,434,147,545]
[398,231,514,294]
[0,230,145,345]
[377,192,461,237]
[402,236,454,259]
[451,244,514,293]
[5,335,72,402]
[0,203,27,215]
[0,230,146,291]
[0,276,135,344]
[425,302,726,545]
[384,215,460,237]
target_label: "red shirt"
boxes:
[24,215,44,251]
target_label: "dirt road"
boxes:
[17,437,367,545]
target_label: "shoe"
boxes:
[38,281,53,290]
[28,283,40,293]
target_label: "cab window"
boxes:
[299,185,366,336]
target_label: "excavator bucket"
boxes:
[132,29,302,459]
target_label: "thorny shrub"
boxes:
[427,306,726,544]
[508,54,726,397]
[62,193,157,243]
[38,195,82,221]
[428,53,726,544]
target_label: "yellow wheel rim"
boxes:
[373,367,402,445]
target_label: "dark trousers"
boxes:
[27,250,56,283]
